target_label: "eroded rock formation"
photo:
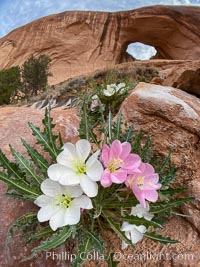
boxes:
[0,5,200,84]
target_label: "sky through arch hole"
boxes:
[126,42,157,60]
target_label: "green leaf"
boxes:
[72,236,93,267]
[120,216,162,229]
[124,125,134,143]
[86,230,104,254]
[150,198,194,214]
[10,145,42,185]
[42,107,59,157]
[115,112,122,140]
[33,226,75,253]
[144,232,178,244]
[103,213,135,250]
[0,171,40,199]
[0,149,25,180]
[5,212,38,262]
[21,138,48,175]
[28,122,57,161]
[106,252,120,267]
[29,226,53,241]
[108,109,113,143]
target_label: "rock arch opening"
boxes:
[126,42,157,60]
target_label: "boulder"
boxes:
[119,82,200,266]
[0,106,79,267]
[161,61,200,96]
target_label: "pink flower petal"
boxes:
[146,173,160,184]
[122,154,141,171]
[100,144,110,167]
[120,142,131,160]
[100,171,112,187]
[110,171,127,184]
[144,190,159,202]
[110,140,122,159]
[142,163,155,176]
[133,191,146,208]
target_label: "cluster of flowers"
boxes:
[35,139,161,248]
[90,82,127,111]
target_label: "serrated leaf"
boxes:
[21,138,48,175]
[103,213,135,250]
[72,237,93,267]
[28,122,57,161]
[160,188,186,196]
[144,232,178,244]
[10,145,41,185]
[42,108,59,157]
[29,226,53,241]
[33,226,74,253]
[0,171,40,199]
[5,212,38,262]
[150,198,194,214]
[0,149,25,180]
[86,230,104,254]
[121,216,162,229]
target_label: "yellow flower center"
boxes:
[137,176,144,188]
[53,194,72,208]
[128,178,134,187]
[72,160,87,175]
[108,158,123,173]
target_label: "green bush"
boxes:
[21,54,52,97]
[0,66,21,105]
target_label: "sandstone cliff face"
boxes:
[0,5,200,84]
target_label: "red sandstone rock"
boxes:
[0,6,200,84]
[119,82,200,266]
[0,106,79,267]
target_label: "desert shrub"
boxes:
[0,66,21,105]
[21,54,52,97]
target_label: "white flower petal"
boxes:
[49,209,66,231]
[130,229,143,244]
[37,205,60,222]
[121,222,135,232]
[86,157,103,181]
[121,240,128,250]
[57,151,74,168]
[64,206,80,225]
[144,213,154,221]
[80,175,98,197]
[131,202,154,221]
[135,225,147,234]
[76,139,91,161]
[58,172,81,186]
[72,195,93,209]
[41,179,62,197]
[90,150,100,159]
[48,164,80,185]
[34,195,53,207]
[62,185,83,198]
[63,143,78,159]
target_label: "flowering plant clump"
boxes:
[0,86,193,266]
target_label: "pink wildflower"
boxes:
[100,140,141,187]
[126,163,162,208]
